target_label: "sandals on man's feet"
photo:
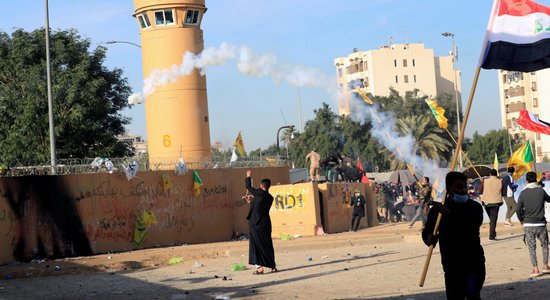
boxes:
[530,272,541,278]
[253,267,264,275]
[271,268,278,273]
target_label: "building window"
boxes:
[394,60,397,67]
[364,77,369,87]
[155,9,175,26]
[338,84,343,93]
[404,75,409,83]
[534,97,539,107]
[413,75,417,83]
[338,68,343,78]
[412,59,416,67]
[502,74,507,83]
[395,75,399,83]
[364,62,368,70]
[403,59,408,67]
[137,13,151,29]
[185,9,200,25]
[532,81,537,91]
[505,104,510,113]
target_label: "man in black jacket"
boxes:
[245,170,276,274]
[350,189,366,231]
[516,171,550,277]
[423,172,485,299]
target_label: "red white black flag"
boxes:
[517,109,550,135]
[480,0,550,72]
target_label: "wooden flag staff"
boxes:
[443,128,482,179]
[419,66,482,287]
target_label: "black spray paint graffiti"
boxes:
[0,177,92,262]
[274,194,304,210]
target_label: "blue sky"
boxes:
[2,0,540,151]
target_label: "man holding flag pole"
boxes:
[419,0,550,294]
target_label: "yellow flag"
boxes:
[234,132,246,157]
[431,178,439,200]
[353,88,374,105]
[493,153,499,176]
[425,99,448,129]
[507,142,534,180]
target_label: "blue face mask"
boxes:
[452,193,469,204]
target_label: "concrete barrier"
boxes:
[0,167,289,264]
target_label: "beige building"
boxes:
[498,69,550,162]
[118,134,148,156]
[334,43,461,115]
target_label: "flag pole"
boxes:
[531,139,538,173]
[419,66,482,287]
[444,128,482,178]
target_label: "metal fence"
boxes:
[0,156,290,177]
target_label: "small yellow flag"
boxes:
[425,99,448,129]
[234,132,246,157]
[353,88,374,105]
[507,142,534,180]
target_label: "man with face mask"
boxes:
[350,189,366,232]
[422,172,485,299]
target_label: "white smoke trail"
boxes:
[128,42,333,104]
[346,95,447,191]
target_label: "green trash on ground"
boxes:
[168,257,183,265]
[231,256,247,271]
[280,233,292,241]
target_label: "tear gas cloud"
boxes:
[128,42,333,104]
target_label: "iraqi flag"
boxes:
[480,0,550,72]
[517,109,550,134]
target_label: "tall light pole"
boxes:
[276,125,295,157]
[45,0,57,175]
[104,40,142,48]
[442,32,463,169]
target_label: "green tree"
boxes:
[466,129,516,165]
[390,115,452,169]
[0,28,133,165]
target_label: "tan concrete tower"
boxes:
[133,0,211,165]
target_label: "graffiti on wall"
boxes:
[270,187,311,210]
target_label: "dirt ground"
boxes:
[1,222,550,299]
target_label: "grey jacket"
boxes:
[517,183,550,224]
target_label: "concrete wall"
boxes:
[0,167,289,265]
[318,183,377,233]
[269,183,321,237]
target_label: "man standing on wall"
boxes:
[502,167,518,226]
[516,171,550,278]
[245,170,277,274]
[350,189,366,232]
[305,149,321,182]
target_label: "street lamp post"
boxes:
[104,40,142,48]
[45,0,57,175]
[442,32,463,169]
[276,125,295,157]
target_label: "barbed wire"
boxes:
[0,155,290,177]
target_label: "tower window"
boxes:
[412,59,416,67]
[154,9,175,26]
[185,9,201,25]
[404,75,409,83]
[137,13,151,29]
[395,75,399,83]
[403,59,408,67]
[338,68,343,77]
[413,75,417,83]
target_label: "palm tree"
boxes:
[388,115,452,169]
[280,127,298,148]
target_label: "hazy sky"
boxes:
[3,0,541,151]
